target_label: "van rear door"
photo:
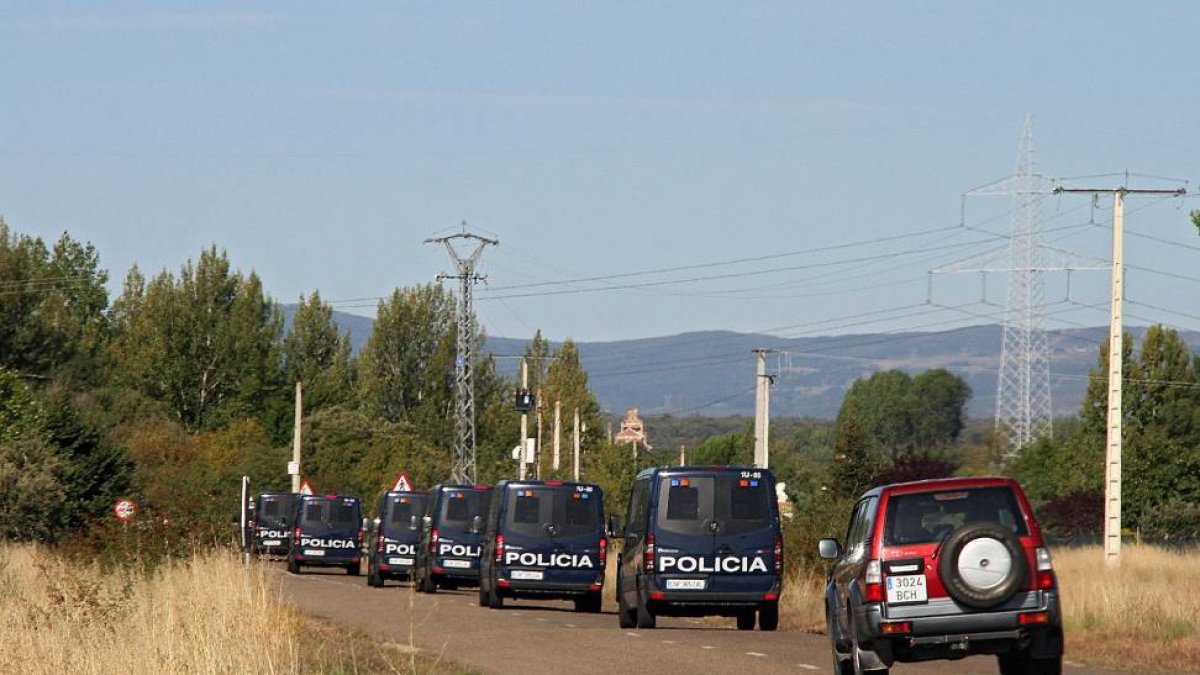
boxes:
[501,485,603,582]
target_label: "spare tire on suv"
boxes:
[937,521,1028,609]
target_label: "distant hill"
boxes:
[282,304,1200,420]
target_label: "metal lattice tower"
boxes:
[427,225,497,484]
[995,119,1053,453]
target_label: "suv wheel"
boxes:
[828,606,853,675]
[852,642,889,675]
[938,522,1028,609]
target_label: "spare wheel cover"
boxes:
[937,521,1027,609]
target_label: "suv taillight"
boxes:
[773,535,783,574]
[430,528,439,554]
[1035,547,1055,590]
[599,537,607,566]
[644,533,656,574]
[864,559,883,603]
[495,534,505,563]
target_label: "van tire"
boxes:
[635,587,657,629]
[759,602,779,631]
[368,568,384,587]
[575,591,603,613]
[736,612,756,630]
[419,567,438,594]
[617,588,637,628]
[478,585,489,607]
[487,585,504,609]
[287,556,300,574]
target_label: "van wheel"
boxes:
[478,584,490,607]
[487,585,504,609]
[617,588,636,628]
[368,567,384,587]
[419,567,438,594]
[635,588,656,629]
[287,556,300,574]
[574,591,602,613]
[759,602,779,631]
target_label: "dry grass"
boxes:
[779,569,826,632]
[0,545,470,675]
[1055,545,1200,673]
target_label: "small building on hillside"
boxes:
[614,407,653,452]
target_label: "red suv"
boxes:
[818,477,1062,675]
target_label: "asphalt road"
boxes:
[276,566,1144,675]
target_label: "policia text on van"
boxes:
[614,466,783,631]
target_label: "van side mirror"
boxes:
[471,515,484,534]
[818,538,842,560]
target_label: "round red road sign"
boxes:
[113,498,137,522]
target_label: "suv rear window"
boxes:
[656,474,773,536]
[503,486,600,539]
[439,490,489,531]
[884,487,1028,546]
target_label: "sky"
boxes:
[3,2,1199,343]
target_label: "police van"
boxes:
[286,494,364,576]
[249,492,297,555]
[366,490,429,587]
[615,466,783,630]
[414,484,492,593]
[478,480,607,612]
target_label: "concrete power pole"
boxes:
[572,408,581,481]
[553,400,562,472]
[291,381,302,493]
[519,358,529,480]
[427,225,497,484]
[1055,184,1185,567]
[753,349,774,468]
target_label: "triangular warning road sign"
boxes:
[390,473,414,492]
[299,480,314,495]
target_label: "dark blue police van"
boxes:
[366,490,429,587]
[615,466,783,630]
[286,494,364,576]
[414,484,492,592]
[478,480,607,612]
[249,492,297,555]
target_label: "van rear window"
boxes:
[503,487,600,539]
[302,501,326,524]
[388,496,426,527]
[656,475,774,536]
[440,490,489,531]
[884,487,1028,546]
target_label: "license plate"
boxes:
[511,570,543,580]
[303,549,325,557]
[388,557,414,566]
[442,559,471,569]
[664,578,706,590]
[886,574,927,604]
[263,540,281,547]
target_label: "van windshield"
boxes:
[386,495,428,530]
[503,486,601,539]
[257,495,295,528]
[656,474,773,536]
[439,490,489,532]
[884,487,1029,546]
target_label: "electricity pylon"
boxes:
[427,224,497,484]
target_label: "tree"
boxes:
[539,339,605,479]
[826,414,885,498]
[0,221,109,385]
[835,368,972,459]
[283,291,355,411]
[108,247,285,432]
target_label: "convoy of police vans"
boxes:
[249,464,1069,674]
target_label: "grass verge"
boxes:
[0,544,472,674]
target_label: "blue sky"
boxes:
[3,2,1198,342]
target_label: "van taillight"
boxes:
[376,534,385,552]
[644,533,656,574]
[1035,547,1055,590]
[357,528,364,542]
[773,535,783,574]
[864,559,883,603]
[495,534,505,563]
[430,527,439,554]
[599,537,607,566]
[293,527,301,540]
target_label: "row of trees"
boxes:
[0,221,631,555]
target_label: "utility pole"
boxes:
[427,225,497,484]
[572,408,581,481]
[291,382,302,493]
[553,400,562,472]
[1055,184,1185,566]
[519,358,529,480]
[536,388,543,479]
[753,349,774,468]
[679,445,686,466]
